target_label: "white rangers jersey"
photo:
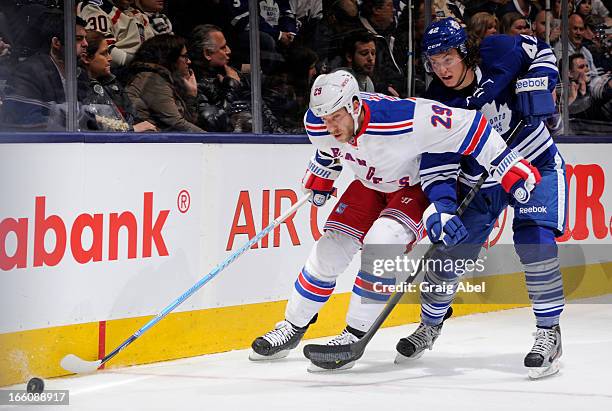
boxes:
[77,0,150,67]
[304,93,509,193]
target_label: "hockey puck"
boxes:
[26,377,44,393]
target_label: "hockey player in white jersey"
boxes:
[249,70,541,371]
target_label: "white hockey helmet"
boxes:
[309,70,362,134]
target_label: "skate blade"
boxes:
[307,360,355,373]
[248,349,291,361]
[527,361,560,379]
[394,350,424,365]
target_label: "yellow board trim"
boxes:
[1,262,611,387]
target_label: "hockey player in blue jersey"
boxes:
[396,18,566,379]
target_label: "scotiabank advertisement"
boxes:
[0,143,610,334]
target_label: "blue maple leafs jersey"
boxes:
[421,34,562,205]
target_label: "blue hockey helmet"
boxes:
[422,18,468,71]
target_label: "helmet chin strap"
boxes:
[451,63,470,90]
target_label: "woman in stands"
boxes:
[125,33,203,132]
[81,30,156,132]
[467,12,499,47]
[500,12,532,36]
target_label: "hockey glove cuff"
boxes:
[515,76,555,126]
[490,149,542,204]
[302,152,342,207]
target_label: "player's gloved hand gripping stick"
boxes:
[302,150,342,207]
[61,193,313,374]
[303,120,527,367]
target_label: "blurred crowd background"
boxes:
[0,0,610,135]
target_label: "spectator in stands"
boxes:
[290,0,323,45]
[533,9,561,46]
[135,0,173,37]
[584,14,612,74]
[77,0,149,68]
[467,12,498,46]
[2,13,89,129]
[567,53,591,108]
[464,1,509,20]
[554,14,599,76]
[126,33,203,132]
[259,46,318,133]
[567,52,612,121]
[359,0,408,96]
[497,0,539,21]
[228,0,297,70]
[590,0,610,17]
[343,30,376,92]
[575,0,593,19]
[188,24,282,132]
[432,0,465,21]
[81,30,157,131]
[310,0,361,72]
[500,12,532,35]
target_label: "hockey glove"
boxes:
[465,77,496,110]
[423,201,468,246]
[302,151,342,207]
[490,148,542,204]
[515,75,555,126]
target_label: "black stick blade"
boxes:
[303,343,359,362]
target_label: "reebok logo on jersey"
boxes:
[516,77,548,92]
[518,206,547,214]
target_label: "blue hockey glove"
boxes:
[465,78,496,110]
[423,201,468,246]
[515,75,555,126]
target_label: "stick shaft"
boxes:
[99,194,312,366]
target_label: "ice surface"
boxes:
[6,298,612,411]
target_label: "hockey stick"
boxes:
[303,120,525,365]
[61,193,312,374]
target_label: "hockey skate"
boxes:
[250,315,316,361]
[395,307,453,364]
[524,325,562,379]
[307,327,364,372]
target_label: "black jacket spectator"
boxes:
[194,66,282,133]
[359,0,408,96]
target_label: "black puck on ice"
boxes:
[26,377,44,393]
